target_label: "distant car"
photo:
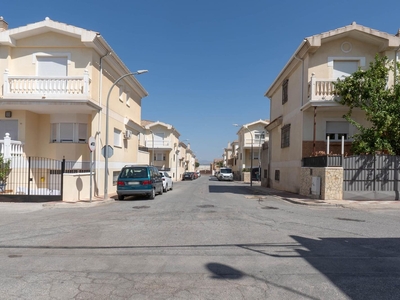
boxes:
[182,172,194,181]
[193,172,198,179]
[117,165,163,200]
[159,171,173,192]
[217,168,234,181]
[196,171,201,177]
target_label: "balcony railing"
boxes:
[244,139,265,147]
[145,139,172,148]
[0,133,24,160]
[3,69,90,99]
[308,76,337,101]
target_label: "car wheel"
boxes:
[159,186,163,195]
[118,194,124,200]
[163,184,168,193]
[148,188,155,200]
[170,183,173,190]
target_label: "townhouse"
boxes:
[265,22,400,195]
[234,120,269,180]
[0,17,148,201]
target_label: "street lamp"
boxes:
[104,70,148,200]
[149,129,154,165]
[233,124,253,187]
[258,131,265,183]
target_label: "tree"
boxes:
[334,55,400,155]
[195,162,200,168]
[0,154,11,191]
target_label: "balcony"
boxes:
[145,139,172,149]
[308,76,337,101]
[3,69,90,100]
[243,139,265,148]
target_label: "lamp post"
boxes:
[149,129,154,165]
[258,131,264,183]
[104,70,148,200]
[233,124,253,187]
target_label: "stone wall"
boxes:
[300,167,343,200]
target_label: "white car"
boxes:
[159,171,173,192]
[217,168,234,181]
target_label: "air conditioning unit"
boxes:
[124,130,132,139]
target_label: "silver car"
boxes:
[159,171,173,192]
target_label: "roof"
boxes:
[0,17,148,98]
[265,22,400,98]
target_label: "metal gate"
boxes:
[343,155,400,200]
[0,156,65,202]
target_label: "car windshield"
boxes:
[220,169,232,174]
[120,167,147,179]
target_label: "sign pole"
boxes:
[90,151,93,202]
[88,137,96,203]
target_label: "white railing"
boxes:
[145,140,172,148]
[244,138,265,147]
[308,75,337,101]
[3,69,90,98]
[0,133,24,160]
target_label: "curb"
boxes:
[43,199,115,208]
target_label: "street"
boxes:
[0,175,400,299]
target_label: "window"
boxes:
[114,128,122,147]
[0,120,18,140]
[154,153,166,161]
[253,152,259,160]
[281,124,290,148]
[240,153,242,160]
[50,123,87,143]
[254,132,265,143]
[326,121,349,141]
[275,170,280,181]
[282,79,288,104]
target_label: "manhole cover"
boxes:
[132,206,150,209]
[336,217,365,222]
[197,205,215,208]
[261,206,278,210]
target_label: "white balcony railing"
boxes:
[308,75,337,101]
[244,139,265,147]
[3,69,90,99]
[0,133,24,160]
[145,139,172,148]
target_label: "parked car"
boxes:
[117,165,163,200]
[193,172,198,179]
[196,171,201,177]
[182,172,194,181]
[159,171,173,192]
[217,168,234,181]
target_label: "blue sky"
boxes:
[3,0,400,163]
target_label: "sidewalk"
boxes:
[43,195,116,208]
[244,181,400,209]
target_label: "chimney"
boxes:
[396,28,400,37]
[0,17,8,32]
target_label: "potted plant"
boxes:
[0,154,11,192]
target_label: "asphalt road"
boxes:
[0,175,400,299]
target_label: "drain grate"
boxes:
[261,206,278,210]
[8,255,22,258]
[132,206,150,209]
[197,205,215,208]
